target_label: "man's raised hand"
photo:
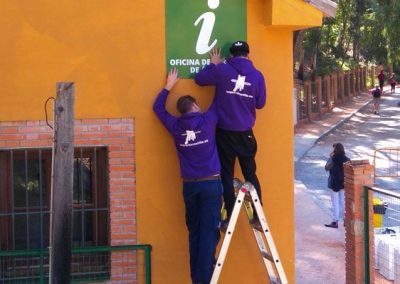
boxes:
[209,47,222,65]
[165,68,180,91]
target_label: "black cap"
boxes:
[229,41,250,56]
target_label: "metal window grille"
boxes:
[364,186,400,284]
[0,147,110,282]
[0,245,152,284]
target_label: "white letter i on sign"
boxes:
[194,0,220,55]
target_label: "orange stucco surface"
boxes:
[265,0,323,28]
[0,0,322,283]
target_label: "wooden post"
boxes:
[326,76,332,111]
[50,82,75,283]
[371,65,375,88]
[332,73,338,106]
[363,67,367,90]
[305,81,312,121]
[346,71,351,98]
[360,67,365,91]
[316,77,322,115]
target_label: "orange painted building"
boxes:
[0,1,329,283]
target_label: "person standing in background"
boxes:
[389,73,396,94]
[324,143,350,228]
[378,69,385,93]
[372,85,382,115]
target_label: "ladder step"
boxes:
[261,251,274,262]
[244,194,252,202]
[251,222,263,232]
[211,179,288,284]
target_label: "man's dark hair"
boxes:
[177,95,197,114]
[231,50,249,57]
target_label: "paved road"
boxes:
[296,90,400,220]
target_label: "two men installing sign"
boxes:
[153,41,266,284]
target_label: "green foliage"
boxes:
[302,0,400,76]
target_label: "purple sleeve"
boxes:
[194,63,218,86]
[205,99,218,124]
[153,89,177,132]
[256,75,267,109]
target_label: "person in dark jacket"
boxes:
[389,73,396,94]
[195,41,266,230]
[372,85,382,115]
[324,143,350,228]
[378,69,385,93]
[153,68,222,284]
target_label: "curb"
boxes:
[297,96,373,161]
[314,97,373,144]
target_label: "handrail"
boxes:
[0,244,152,284]
[373,148,400,180]
[367,186,400,199]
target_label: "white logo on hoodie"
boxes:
[185,130,197,145]
[180,130,208,147]
[231,75,251,92]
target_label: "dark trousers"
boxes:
[216,128,262,218]
[183,180,222,284]
[379,80,384,90]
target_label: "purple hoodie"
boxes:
[195,57,267,131]
[153,89,220,179]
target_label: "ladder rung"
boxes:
[251,223,263,232]
[244,194,252,202]
[211,179,288,284]
[261,251,273,262]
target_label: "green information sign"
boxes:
[166,0,247,78]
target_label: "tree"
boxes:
[299,0,400,78]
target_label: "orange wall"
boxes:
[0,1,322,283]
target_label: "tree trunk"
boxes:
[293,31,304,81]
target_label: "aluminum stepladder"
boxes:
[210,179,288,284]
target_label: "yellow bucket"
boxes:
[372,197,387,228]
[373,213,383,228]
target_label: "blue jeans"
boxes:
[183,179,223,284]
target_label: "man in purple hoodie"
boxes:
[153,68,222,284]
[195,41,267,229]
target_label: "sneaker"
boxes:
[324,221,338,228]
[220,219,229,233]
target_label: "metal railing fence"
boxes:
[364,186,400,284]
[0,244,152,284]
[295,66,368,126]
[374,148,400,180]
[0,147,109,251]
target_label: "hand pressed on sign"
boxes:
[209,47,223,65]
[165,68,180,91]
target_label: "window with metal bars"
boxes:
[0,147,110,280]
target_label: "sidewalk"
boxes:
[294,91,373,162]
[294,90,374,284]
